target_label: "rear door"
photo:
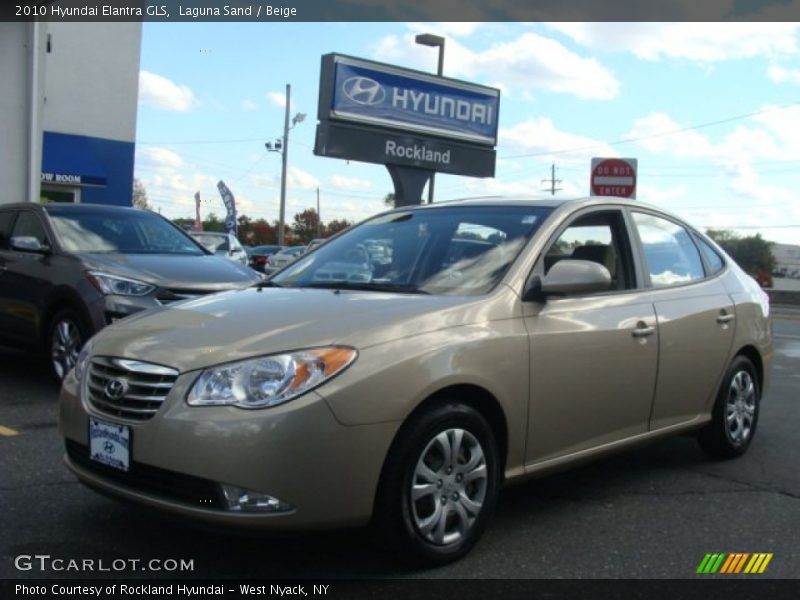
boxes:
[630,211,736,430]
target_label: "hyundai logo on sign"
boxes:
[342,77,386,105]
[324,54,500,146]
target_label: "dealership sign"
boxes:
[315,121,496,177]
[319,54,500,146]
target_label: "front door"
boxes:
[523,208,659,465]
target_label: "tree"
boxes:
[706,229,775,275]
[132,178,150,210]
[325,219,352,236]
[384,193,396,208]
[292,209,321,244]
[202,212,226,232]
[251,220,277,245]
[172,217,195,231]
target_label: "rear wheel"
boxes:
[48,309,90,383]
[698,355,760,458]
[374,402,500,564]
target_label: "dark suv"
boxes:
[0,203,260,380]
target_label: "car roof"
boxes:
[2,202,145,214]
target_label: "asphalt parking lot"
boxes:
[1,309,798,580]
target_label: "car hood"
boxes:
[91,286,503,373]
[81,253,258,290]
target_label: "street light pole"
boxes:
[415,33,445,204]
[278,83,290,246]
[266,85,305,247]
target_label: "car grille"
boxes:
[66,440,224,509]
[86,357,179,421]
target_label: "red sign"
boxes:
[590,158,637,198]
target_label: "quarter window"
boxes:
[633,212,704,287]
[695,236,725,275]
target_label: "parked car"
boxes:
[190,231,248,266]
[305,238,326,252]
[59,197,772,564]
[0,203,260,381]
[264,245,306,274]
[247,244,284,273]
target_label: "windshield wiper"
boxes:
[253,279,285,291]
[297,281,429,294]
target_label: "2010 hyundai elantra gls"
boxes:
[59,197,772,563]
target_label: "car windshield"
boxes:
[193,233,229,253]
[46,207,205,255]
[272,205,552,296]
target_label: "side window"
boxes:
[11,211,51,248]
[633,212,704,287]
[695,235,725,275]
[0,211,16,250]
[543,210,634,291]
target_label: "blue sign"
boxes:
[325,55,499,146]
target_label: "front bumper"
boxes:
[58,367,398,530]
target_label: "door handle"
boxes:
[632,323,655,338]
[716,312,735,324]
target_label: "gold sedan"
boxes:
[59,197,772,564]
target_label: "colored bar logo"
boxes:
[696,553,773,574]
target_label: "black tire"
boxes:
[47,308,91,383]
[698,355,760,459]
[373,402,500,565]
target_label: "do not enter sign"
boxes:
[590,158,637,199]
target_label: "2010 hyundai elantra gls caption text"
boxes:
[59,197,772,563]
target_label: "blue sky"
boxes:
[134,22,800,244]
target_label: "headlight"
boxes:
[86,271,155,296]
[186,347,357,409]
[74,340,93,383]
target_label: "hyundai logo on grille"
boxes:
[342,76,386,106]
[104,378,128,401]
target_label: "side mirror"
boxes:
[526,259,611,300]
[11,236,50,254]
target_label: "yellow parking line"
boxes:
[0,425,19,437]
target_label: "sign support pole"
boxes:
[387,165,433,207]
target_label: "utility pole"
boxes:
[541,163,562,196]
[316,187,321,239]
[278,83,290,246]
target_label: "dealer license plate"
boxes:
[89,417,131,472]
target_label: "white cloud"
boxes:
[138,71,198,111]
[767,65,800,86]
[371,31,619,101]
[623,109,800,241]
[547,23,800,63]
[330,175,373,191]
[267,91,289,109]
[136,146,186,170]
[499,117,619,164]
[287,166,319,191]
[241,99,259,111]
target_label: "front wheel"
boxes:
[698,355,760,459]
[374,403,500,564]
[48,309,90,383]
